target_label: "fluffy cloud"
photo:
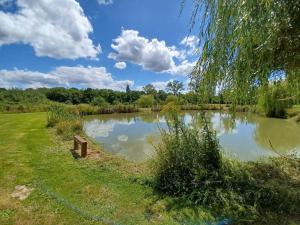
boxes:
[180,35,199,56]
[167,60,196,75]
[150,80,172,91]
[114,62,127,70]
[0,66,133,90]
[0,0,100,59]
[108,29,195,76]
[97,0,113,5]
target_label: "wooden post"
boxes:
[81,142,87,157]
[74,138,79,150]
[74,135,88,158]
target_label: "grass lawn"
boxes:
[0,113,191,225]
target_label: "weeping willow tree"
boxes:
[184,0,300,106]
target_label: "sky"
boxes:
[0,0,200,92]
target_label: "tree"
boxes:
[166,80,184,96]
[125,84,132,103]
[143,84,157,95]
[185,0,300,103]
[126,84,131,94]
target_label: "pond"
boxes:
[83,111,300,162]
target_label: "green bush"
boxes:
[154,113,300,224]
[91,96,109,107]
[164,95,178,105]
[154,114,222,196]
[137,95,155,108]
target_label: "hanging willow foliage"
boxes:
[183,0,300,103]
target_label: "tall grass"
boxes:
[47,105,82,139]
[153,113,300,224]
[71,104,139,116]
[46,104,139,139]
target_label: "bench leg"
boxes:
[81,142,87,157]
[74,139,79,150]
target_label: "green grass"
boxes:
[0,113,182,225]
[1,113,298,225]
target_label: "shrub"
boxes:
[164,95,178,105]
[154,113,222,196]
[137,95,155,108]
[91,96,109,107]
[154,113,300,224]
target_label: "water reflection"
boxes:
[84,112,300,162]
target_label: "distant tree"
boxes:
[126,84,131,94]
[166,80,184,96]
[125,84,132,103]
[143,84,157,95]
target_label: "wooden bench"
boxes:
[74,135,87,157]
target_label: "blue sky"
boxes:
[0,0,199,91]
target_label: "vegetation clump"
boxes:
[47,105,83,139]
[154,113,300,224]
[137,94,155,108]
[257,82,292,118]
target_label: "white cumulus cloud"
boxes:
[0,66,133,90]
[180,35,199,56]
[114,62,127,70]
[108,29,195,76]
[150,80,172,91]
[0,0,100,59]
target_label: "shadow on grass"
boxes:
[69,148,81,159]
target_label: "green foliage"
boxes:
[186,0,300,103]
[161,102,181,114]
[257,82,292,118]
[143,84,157,96]
[113,103,139,113]
[166,80,184,96]
[47,105,82,139]
[165,95,178,104]
[154,114,222,196]
[91,96,109,107]
[137,95,155,108]
[154,113,300,224]
[0,88,53,112]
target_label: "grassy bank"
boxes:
[1,113,299,225]
[0,113,220,225]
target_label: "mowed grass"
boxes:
[0,113,178,225]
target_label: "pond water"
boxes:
[83,111,300,162]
